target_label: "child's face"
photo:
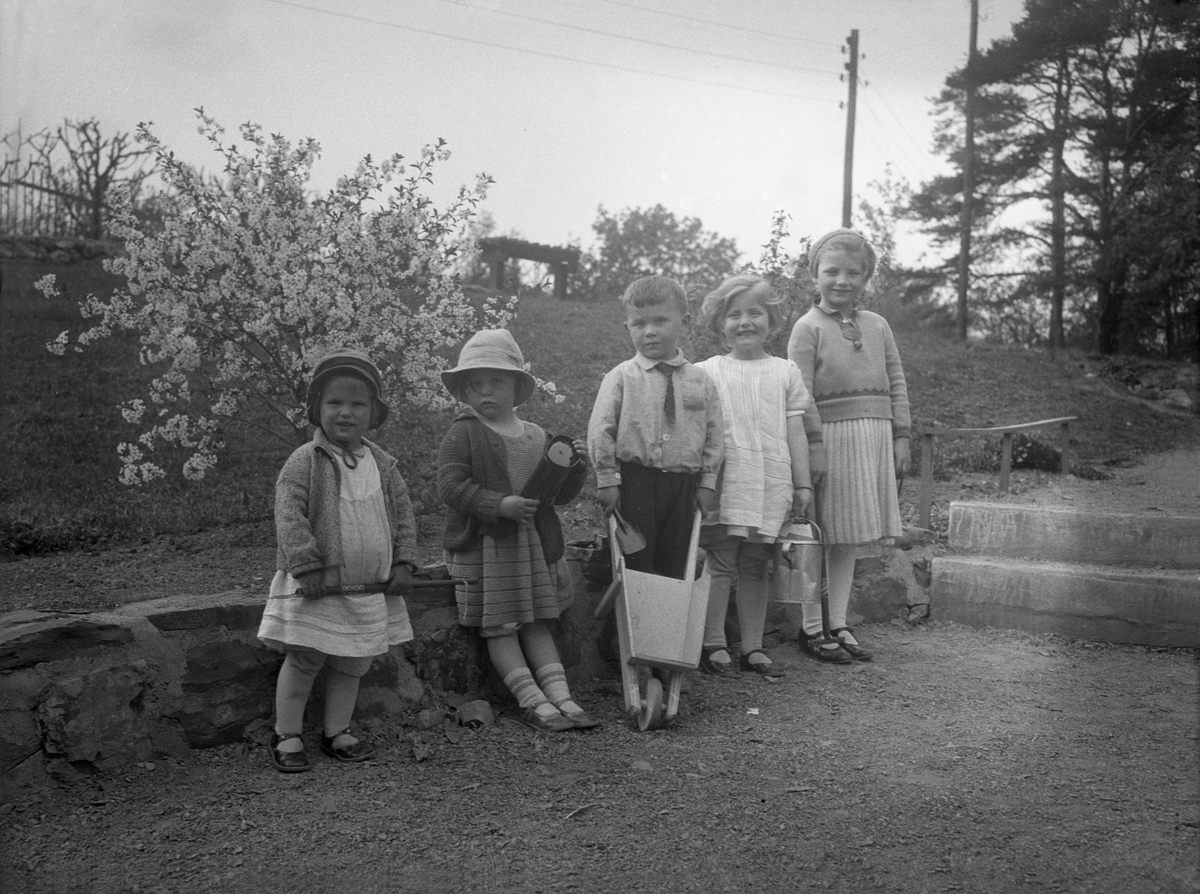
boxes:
[462,369,518,421]
[722,288,772,358]
[624,302,687,362]
[816,248,869,313]
[319,374,374,449]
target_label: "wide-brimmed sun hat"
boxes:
[441,329,537,406]
[305,348,389,428]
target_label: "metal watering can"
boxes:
[769,519,823,606]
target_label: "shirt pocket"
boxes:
[682,380,706,411]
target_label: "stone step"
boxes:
[931,555,1200,647]
[947,502,1200,569]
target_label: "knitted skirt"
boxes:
[818,417,902,545]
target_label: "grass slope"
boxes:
[2,258,1196,557]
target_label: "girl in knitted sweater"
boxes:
[787,229,911,663]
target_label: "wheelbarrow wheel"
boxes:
[637,677,665,731]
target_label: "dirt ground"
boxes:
[1,451,1198,893]
[1,624,1196,894]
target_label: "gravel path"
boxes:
[2,449,1197,893]
[2,622,1196,894]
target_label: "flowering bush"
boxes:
[39,108,512,484]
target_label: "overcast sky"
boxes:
[3,0,1027,265]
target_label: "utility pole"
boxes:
[842,29,859,228]
[956,0,979,341]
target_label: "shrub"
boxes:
[38,108,510,484]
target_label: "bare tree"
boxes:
[0,118,153,237]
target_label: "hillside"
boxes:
[1,259,1198,613]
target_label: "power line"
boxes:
[860,97,935,185]
[431,0,832,75]
[857,62,938,169]
[590,0,839,49]
[255,0,840,103]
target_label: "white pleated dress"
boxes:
[819,417,903,545]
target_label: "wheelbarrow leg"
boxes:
[612,588,642,719]
[664,670,683,724]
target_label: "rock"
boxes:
[1161,388,1193,410]
[37,662,154,770]
[139,592,264,631]
[455,699,494,729]
[0,613,134,672]
[171,641,277,747]
[415,708,445,730]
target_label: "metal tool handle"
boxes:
[281,578,476,598]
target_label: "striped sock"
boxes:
[502,668,556,718]
[535,663,581,715]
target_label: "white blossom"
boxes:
[44,110,538,485]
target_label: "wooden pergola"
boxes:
[478,236,581,300]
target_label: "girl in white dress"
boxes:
[258,350,419,772]
[696,276,813,677]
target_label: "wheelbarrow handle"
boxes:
[592,578,622,619]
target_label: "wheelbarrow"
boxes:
[593,509,707,731]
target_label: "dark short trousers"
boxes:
[617,461,697,580]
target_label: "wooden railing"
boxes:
[916,416,1080,529]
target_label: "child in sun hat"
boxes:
[437,329,600,732]
[786,229,911,664]
[258,348,419,772]
[694,274,812,678]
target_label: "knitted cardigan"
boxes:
[274,429,420,582]
[438,414,585,563]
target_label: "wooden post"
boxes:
[1060,421,1072,477]
[920,432,935,529]
[552,262,568,300]
[842,29,859,228]
[999,432,1013,493]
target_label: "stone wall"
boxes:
[0,536,931,801]
[0,555,609,802]
[0,235,123,264]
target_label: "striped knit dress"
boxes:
[446,421,573,635]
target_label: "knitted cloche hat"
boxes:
[441,329,537,407]
[305,348,389,428]
[807,227,878,281]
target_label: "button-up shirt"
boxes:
[587,350,725,490]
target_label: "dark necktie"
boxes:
[656,363,675,423]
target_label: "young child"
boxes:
[258,349,419,773]
[695,274,813,678]
[787,228,911,663]
[588,275,724,579]
[438,329,600,733]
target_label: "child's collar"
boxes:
[634,349,685,369]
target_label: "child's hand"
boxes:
[571,438,589,465]
[296,569,328,599]
[808,443,827,488]
[385,564,414,596]
[894,438,911,481]
[499,495,540,522]
[595,486,620,517]
[792,487,813,521]
[696,487,717,518]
